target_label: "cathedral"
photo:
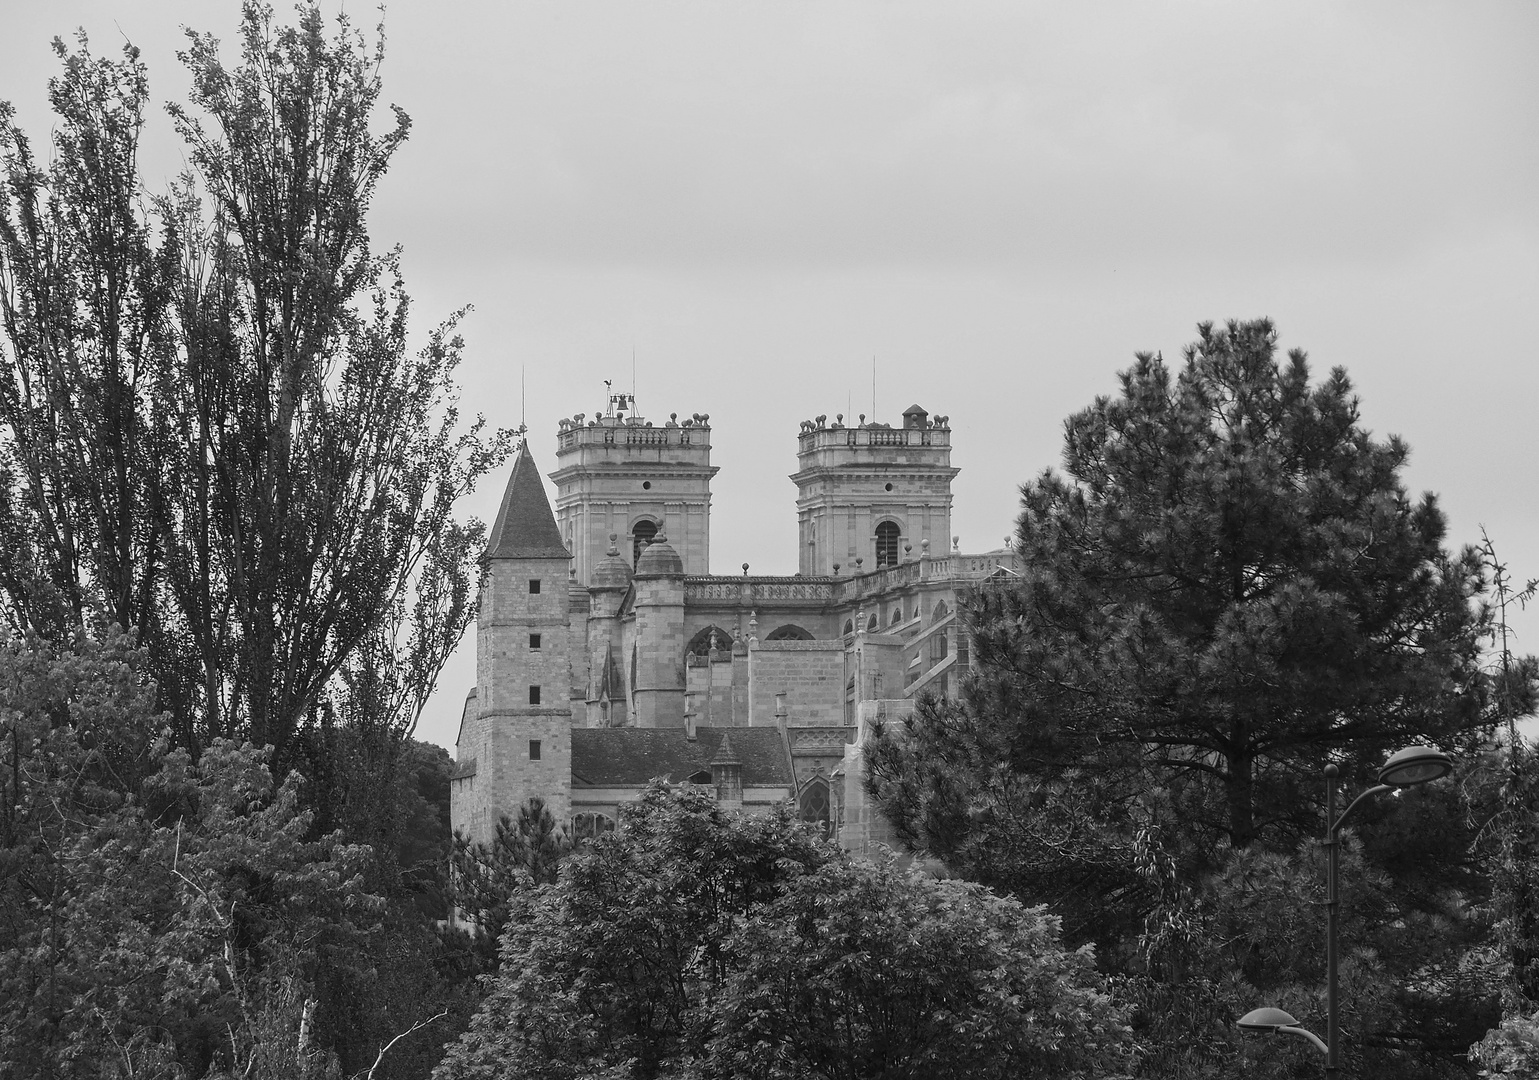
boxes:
[449,392,1020,852]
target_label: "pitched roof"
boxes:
[485,444,570,560]
[571,727,792,788]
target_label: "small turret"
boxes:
[586,533,632,727]
[631,524,686,726]
[590,533,634,591]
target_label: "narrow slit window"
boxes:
[529,633,542,650]
[529,739,541,760]
[529,685,541,705]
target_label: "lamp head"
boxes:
[1237,1007,1300,1032]
[1377,745,1454,788]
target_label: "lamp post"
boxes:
[1239,745,1454,1076]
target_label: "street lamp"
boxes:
[1238,744,1454,1076]
[1238,1007,1328,1054]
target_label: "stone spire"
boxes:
[485,444,569,560]
[710,731,743,810]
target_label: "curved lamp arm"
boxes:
[1331,783,1392,837]
[1278,1025,1329,1055]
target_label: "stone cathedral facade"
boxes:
[449,393,1020,852]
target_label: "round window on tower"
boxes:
[642,481,652,490]
[884,483,894,491]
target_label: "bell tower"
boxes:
[452,441,573,845]
[549,389,718,586]
[791,405,958,577]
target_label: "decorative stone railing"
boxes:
[787,726,857,752]
[831,552,1022,601]
[682,552,1021,606]
[684,577,839,603]
[796,425,950,452]
[557,421,710,452]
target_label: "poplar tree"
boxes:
[0,3,511,774]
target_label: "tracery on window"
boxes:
[799,778,830,836]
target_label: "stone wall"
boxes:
[748,640,846,726]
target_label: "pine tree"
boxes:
[871,319,1496,864]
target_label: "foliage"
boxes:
[871,318,1492,858]
[449,797,573,966]
[0,2,511,775]
[711,858,1131,1080]
[1471,1010,1539,1078]
[0,14,499,1071]
[435,782,1129,1080]
[866,320,1519,1077]
[0,630,381,1079]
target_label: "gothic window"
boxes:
[930,631,948,661]
[631,519,658,564]
[867,614,878,632]
[687,626,730,657]
[889,608,901,626]
[875,521,901,567]
[572,812,615,842]
[842,620,854,637]
[799,778,830,836]
[931,600,950,624]
[766,624,814,641]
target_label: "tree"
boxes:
[871,318,1495,862]
[710,859,1131,1080]
[0,629,382,1079]
[0,3,511,776]
[449,797,574,967]
[865,319,1515,1076]
[435,782,1129,1080]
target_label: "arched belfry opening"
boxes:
[631,519,658,565]
[875,521,901,568]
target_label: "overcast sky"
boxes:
[4,2,1536,753]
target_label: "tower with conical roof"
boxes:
[452,442,573,845]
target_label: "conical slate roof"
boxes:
[485,444,570,560]
[708,730,741,766]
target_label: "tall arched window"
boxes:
[799,778,830,836]
[631,519,658,564]
[875,521,901,567]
